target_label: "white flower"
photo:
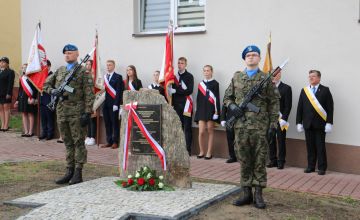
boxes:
[159,175,164,180]
[146,173,152,179]
[128,175,132,179]
[135,172,140,178]
[158,182,164,189]
[144,166,148,171]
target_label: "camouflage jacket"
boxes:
[223,70,280,130]
[43,64,95,117]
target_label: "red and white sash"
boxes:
[20,75,34,100]
[104,75,116,99]
[198,81,218,117]
[127,80,136,91]
[122,102,166,171]
[175,76,193,117]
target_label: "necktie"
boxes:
[107,74,110,81]
[312,86,316,94]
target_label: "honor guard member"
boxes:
[223,45,280,209]
[267,70,292,169]
[43,44,95,185]
[296,70,334,175]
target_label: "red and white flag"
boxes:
[92,30,104,93]
[159,23,175,104]
[25,22,48,92]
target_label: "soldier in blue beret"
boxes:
[242,45,261,60]
[63,44,78,54]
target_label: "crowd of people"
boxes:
[0,43,334,208]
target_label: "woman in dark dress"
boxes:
[14,64,38,137]
[124,65,142,91]
[194,65,220,160]
[0,57,15,131]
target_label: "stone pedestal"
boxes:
[119,89,191,188]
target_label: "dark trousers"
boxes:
[103,104,120,144]
[226,127,236,159]
[174,105,192,154]
[304,127,327,171]
[269,127,287,163]
[40,105,54,138]
[87,117,97,138]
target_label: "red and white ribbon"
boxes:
[20,75,34,100]
[104,75,116,99]
[198,81,218,117]
[122,102,167,171]
[174,77,193,117]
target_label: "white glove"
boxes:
[325,123,332,133]
[279,119,287,128]
[297,124,304,132]
[221,121,226,127]
[113,105,119,112]
[170,88,176,94]
[212,114,219,120]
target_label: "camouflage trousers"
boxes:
[58,115,87,169]
[234,128,268,188]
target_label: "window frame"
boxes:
[133,0,206,36]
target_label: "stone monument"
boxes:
[119,89,191,188]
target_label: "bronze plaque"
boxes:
[131,104,162,155]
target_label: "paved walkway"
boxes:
[1,132,360,200]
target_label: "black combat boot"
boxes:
[55,167,74,184]
[233,187,253,206]
[254,186,266,209]
[69,168,83,185]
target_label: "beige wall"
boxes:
[21,0,360,147]
[0,0,21,82]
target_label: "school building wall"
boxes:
[21,0,360,174]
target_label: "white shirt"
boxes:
[203,78,214,83]
[107,71,114,81]
[275,80,281,88]
[310,83,320,93]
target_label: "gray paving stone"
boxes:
[6,177,240,220]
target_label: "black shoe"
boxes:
[21,134,28,137]
[2,127,9,132]
[318,170,326,175]
[46,136,53,140]
[204,155,213,160]
[304,168,315,173]
[254,186,266,209]
[197,155,204,159]
[233,187,253,206]
[277,163,284,169]
[226,158,237,163]
[69,168,83,185]
[266,161,278,168]
[55,167,74,184]
[57,139,64,143]
[39,135,46,140]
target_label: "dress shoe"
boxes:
[26,133,34,137]
[87,138,96,146]
[233,187,253,206]
[318,170,326,175]
[84,137,90,145]
[111,143,119,149]
[21,133,28,137]
[57,139,64,143]
[2,127,9,132]
[100,143,112,148]
[46,136,53,140]
[277,163,284,170]
[39,135,47,140]
[226,158,237,163]
[197,155,204,159]
[304,168,315,173]
[55,167,74,184]
[266,161,278,168]
[254,186,266,209]
[204,155,213,160]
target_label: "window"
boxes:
[136,0,206,35]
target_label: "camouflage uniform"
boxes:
[223,70,280,188]
[43,65,94,169]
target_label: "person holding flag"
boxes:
[194,65,220,160]
[14,64,38,137]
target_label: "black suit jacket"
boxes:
[40,71,53,105]
[278,82,292,121]
[105,73,124,107]
[0,68,15,97]
[172,70,194,108]
[296,84,334,129]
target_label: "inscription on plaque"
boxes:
[131,104,162,155]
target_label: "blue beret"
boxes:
[242,45,261,60]
[63,44,78,54]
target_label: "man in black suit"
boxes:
[296,70,334,175]
[101,60,124,149]
[267,71,292,169]
[39,60,55,140]
[171,57,194,156]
